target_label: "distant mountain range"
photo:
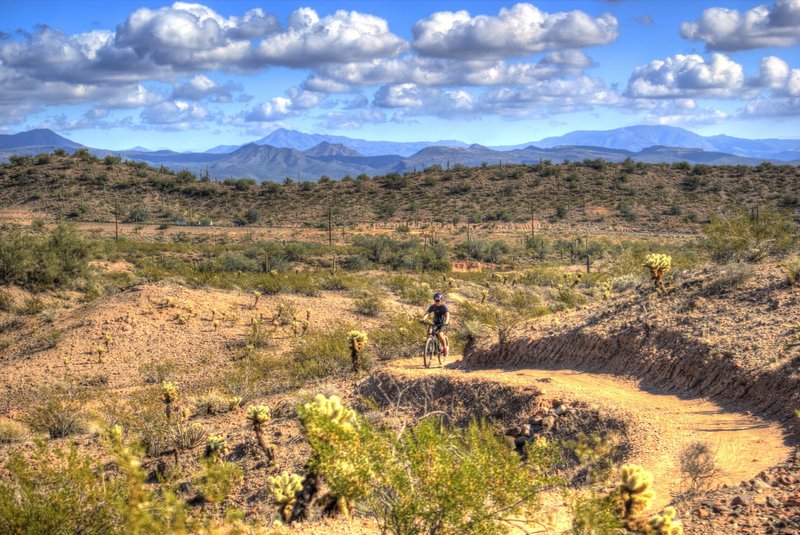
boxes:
[0,126,797,182]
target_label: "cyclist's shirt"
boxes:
[426,303,449,326]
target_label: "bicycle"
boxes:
[421,321,448,368]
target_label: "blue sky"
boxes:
[1,0,798,151]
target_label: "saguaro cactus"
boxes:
[348,330,368,372]
[247,404,276,465]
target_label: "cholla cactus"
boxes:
[615,464,656,521]
[645,507,683,535]
[246,405,276,465]
[162,381,179,420]
[643,254,671,295]
[305,309,311,321]
[481,289,489,303]
[348,331,368,372]
[268,471,304,523]
[204,434,228,462]
[211,308,217,321]
[297,395,367,515]
[252,291,262,309]
[213,319,220,331]
[102,331,113,349]
[176,314,188,325]
[95,344,106,364]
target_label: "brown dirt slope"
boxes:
[465,264,800,424]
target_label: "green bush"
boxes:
[387,275,430,305]
[705,210,794,263]
[370,314,426,361]
[298,394,559,534]
[24,382,89,439]
[354,294,384,317]
[0,443,125,534]
[0,225,91,289]
[282,324,361,383]
[0,419,29,444]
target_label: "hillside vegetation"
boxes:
[1,149,798,231]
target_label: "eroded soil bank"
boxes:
[380,358,791,515]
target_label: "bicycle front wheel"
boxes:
[423,337,434,368]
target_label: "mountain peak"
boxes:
[303,142,363,158]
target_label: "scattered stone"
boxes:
[554,404,568,416]
[505,426,521,437]
[732,494,753,507]
[520,423,532,437]
[541,415,556,431]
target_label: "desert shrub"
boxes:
[139,359,179,385]
[705,210,794,263]
[193,392,241,416]
[33,328,62,351]
[554,287,589,309]
[783,256,800,287]
[609,274,642,292]
[387,275,430,305]
[198,252,260,273]
[370,314,426,361]
[457,239,513,263]
[570,491,624,534]
[703,263,755,295]
[287,323,365,382]
[0,290,13,312]
[214,355,266,404]
[125,205,151,223]
[0,419,29,444]
[0,443,126,534]
[18,296,45,315]
[24,382,89,438]
[0,225,92,289]
[298,394,558,534]
[679,441,719,493]
[354,294,384,317]
[352,236,449,271]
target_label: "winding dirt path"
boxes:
[386,357,792,509]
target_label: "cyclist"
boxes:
[421,292,450,358]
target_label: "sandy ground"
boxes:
[386,357,792,511]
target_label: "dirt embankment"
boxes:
[465,327,800,424]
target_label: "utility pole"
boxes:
[327,197,333,246]
[114,195,119,241]
[529,200,535,239]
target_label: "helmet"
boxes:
[433,292,444,301]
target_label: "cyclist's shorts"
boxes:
[433,323,449,332]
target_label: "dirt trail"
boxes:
[386,357,792,509]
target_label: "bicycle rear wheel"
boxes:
[423,337,434,368]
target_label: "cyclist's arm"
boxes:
[421,311,431,322]
[443,311,450,325]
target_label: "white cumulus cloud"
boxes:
[627,53,746,99]
[412,3,617,60]
[681,0,800,50]
[256,8,407,67]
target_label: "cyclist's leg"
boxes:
[436,325,448,354]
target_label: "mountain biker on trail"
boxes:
[421,292,450,358]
